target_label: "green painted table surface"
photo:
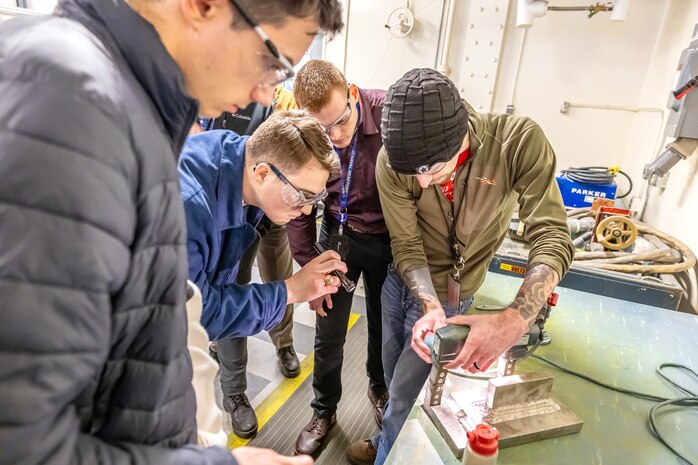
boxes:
[385,271,698,465]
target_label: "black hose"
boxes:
[559,166,633,199]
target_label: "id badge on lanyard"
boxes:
[438,162,473,309]
[448,257,465,309]
[331,101,361,262]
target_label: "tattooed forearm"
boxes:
[510,264,559,323]
[404,266,440,312]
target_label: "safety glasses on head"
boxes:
[322,87,352,133]
[415,161,448,175]
[255,162,328,209]
[386,159,449,176]
[229,0,296,87]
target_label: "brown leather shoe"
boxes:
[294,413,336,457]
[367,388,389,428]
[347,438,377,465]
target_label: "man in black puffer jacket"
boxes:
[0,1,341,464]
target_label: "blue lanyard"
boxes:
[337,101,361,233]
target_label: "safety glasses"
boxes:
[229,0,296,87]
[387,159,449,176]
[416,161,448,175]
[255,162,328,209]
[322,88,352,133]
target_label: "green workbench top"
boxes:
[385,271,698,465]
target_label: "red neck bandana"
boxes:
[440,148,470,203]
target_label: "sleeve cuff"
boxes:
[527,256,565,281]
[202,445,236,465]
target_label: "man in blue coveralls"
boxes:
[179,109,346,438]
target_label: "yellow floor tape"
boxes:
[228,312,361,449]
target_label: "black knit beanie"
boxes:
[381,68,469,174]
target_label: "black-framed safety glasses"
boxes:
[229,0,296,87]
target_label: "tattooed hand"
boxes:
[444,264,559,372]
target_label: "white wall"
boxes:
[483,0,698,285]
[326,0,694,233]
[491,0,667,171]
[629,0,698,265]
[489,0,698,307]
[326,0,445,89]
[325,0,698,307]
[327,0,670,171]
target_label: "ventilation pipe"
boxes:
[435,0,458,76]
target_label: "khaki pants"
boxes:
[257,223,294,348]
[218,223,295,397]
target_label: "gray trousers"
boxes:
[219,223,295,396]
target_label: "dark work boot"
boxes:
[294,413,336,457]
[223,393,258,439]
[277,346,301,378]
[367,387,389,428]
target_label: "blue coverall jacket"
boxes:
[179,130,287,340]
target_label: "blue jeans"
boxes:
[371,265,472,465]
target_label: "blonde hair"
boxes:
[293,60,348,113]
[247,110,339,176]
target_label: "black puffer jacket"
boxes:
[0,1,234,464]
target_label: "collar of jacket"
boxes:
[357,87,380,137]
[218,134,258,230]
[56,0,199,154]
[465,108,485,162]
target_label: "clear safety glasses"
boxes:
[322,88,352,133]
[256,162,328,210]
[229,0,296,87]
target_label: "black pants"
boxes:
[312,214,393,417]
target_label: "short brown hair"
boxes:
[234,0,343,39]
[293,60,348,113]
[246,110,339,176]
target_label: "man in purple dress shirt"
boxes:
[286,60,392,458]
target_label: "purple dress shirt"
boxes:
[286,87,388,266]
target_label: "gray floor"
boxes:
[223,254,367,404]
[214,212,378,455]
[214,255,372,446]
[247,316,380,465]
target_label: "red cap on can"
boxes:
[467,424,499,456]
